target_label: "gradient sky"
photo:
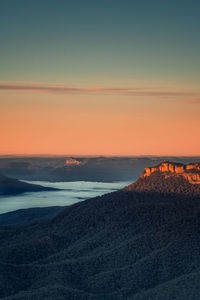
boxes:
[0,0,200,156]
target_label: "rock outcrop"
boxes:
[142,162,200,184]
[65,158,82,166]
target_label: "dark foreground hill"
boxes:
[0,206,64,226]
[0,162,200,299]
[0,174,58,196]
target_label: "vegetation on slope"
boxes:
[1,163,200,299]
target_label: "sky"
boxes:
[0,0,200,156]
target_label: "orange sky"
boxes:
[1,1,200,156]
[1,85,200,156]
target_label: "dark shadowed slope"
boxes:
[0,206,65,226]
[0,174,58,196]
[0,162,200,299]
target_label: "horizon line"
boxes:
[0,153,200,158]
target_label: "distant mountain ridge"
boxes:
[1,156,200,182]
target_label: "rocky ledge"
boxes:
[142,162,200,184]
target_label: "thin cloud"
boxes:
[0,83,147,93]
[0,82,199,101]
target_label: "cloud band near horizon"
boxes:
[0,82,200,103]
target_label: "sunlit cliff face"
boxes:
[65,158,82,166]
[142,162,200,184]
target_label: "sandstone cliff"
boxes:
[125,161,200,195]
[65,158,82,166]
[142,162,200,184]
